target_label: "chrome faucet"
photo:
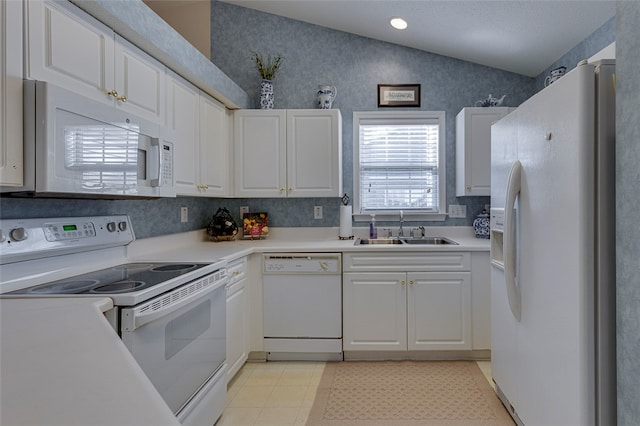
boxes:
[399,210,404,237]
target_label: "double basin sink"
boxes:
[354,236,458,246]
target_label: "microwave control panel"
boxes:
[161,142,173,185]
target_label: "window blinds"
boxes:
[359,122,440,211]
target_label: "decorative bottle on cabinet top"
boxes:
[473,209,490,239]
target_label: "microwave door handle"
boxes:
[149,137,161,187]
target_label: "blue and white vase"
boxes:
[473,209,490,239]
[260,79,274,109]
[316,85,337,109]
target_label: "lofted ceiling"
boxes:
[217,0,616,77]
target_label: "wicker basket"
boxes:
[209,234,237,242]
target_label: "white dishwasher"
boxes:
[263,253,343,361]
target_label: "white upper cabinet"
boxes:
[167,73,200,194]
[25,0,165,124]
[198,94,231,197]
[0,0,23,186]
[234,109,342,198]
[113,36,165,123]
[456,107,513,196]
[167,71,230,197]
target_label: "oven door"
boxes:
[120,275,226,415]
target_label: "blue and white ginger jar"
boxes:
[473,209,490,239]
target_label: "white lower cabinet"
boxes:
[343,252,472,352]
[226,257,249,383]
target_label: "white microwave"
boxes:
[3,80,175,198]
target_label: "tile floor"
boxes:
[216,360,493,426]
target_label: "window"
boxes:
[353,111,446,220]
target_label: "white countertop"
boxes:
[128,226,490,264]
[0,297,180,426]
[0,226,488,426]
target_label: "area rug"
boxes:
[306,361,514,426]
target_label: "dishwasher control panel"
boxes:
[263,253,341,274]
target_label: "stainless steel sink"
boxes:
[399,237,458,245]
[354,237,458,245]
[354,238,404,245]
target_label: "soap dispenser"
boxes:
[369,214,377,239]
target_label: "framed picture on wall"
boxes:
[377,84,421,107]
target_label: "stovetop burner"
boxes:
[27,280,100,294]
[8,262,210,296]
[151,264,198,272]
[91,281,146,293]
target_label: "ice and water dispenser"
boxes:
[490,208,505,269]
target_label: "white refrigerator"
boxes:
[489,60,616,426]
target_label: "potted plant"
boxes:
[250,51,284,109]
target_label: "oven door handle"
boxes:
[122,276,228,332]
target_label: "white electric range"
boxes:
[0,215,228,426]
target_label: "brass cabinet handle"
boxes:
[401,280,406,286]
[107,90,127,103]
[409,280,414,285]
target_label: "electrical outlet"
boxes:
[240,206,249,218]
[314,206,323,219]
[449,204,467,218]
[180,207,188,223]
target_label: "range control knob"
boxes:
[118,221,127,231]
[10,227,28,241]
[0,229,6,242]
[106,222,117,232]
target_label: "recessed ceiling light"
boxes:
[390,17,408,30]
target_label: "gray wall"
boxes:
[616,1,640,424]
[210,2,536,231]
[535,17,615,90]
[0,1,616,239]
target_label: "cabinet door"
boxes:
[455,107,511,196]
[234,110,286,197]
[343,272,407,351]
[226,277,248,383]
[407,272,471,350]
[0,0,23,186]
[471,252,491,350]
[167,72,200,195]
[286,109,342,197]
[199,94,229,196]
[114,36,165,124]
[25,0,115,104]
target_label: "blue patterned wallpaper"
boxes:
[615,2,640,424]
[0,1,616,239]
[210,1,536,231]
[535,17,615,90]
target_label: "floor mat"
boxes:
[306,360,514,426]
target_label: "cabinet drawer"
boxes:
[227,257,248,285]
[344,252,470,272]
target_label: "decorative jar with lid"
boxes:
[473,209,490,239]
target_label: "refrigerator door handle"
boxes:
[504,160,522,321]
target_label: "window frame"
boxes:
[352,110,447,222]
